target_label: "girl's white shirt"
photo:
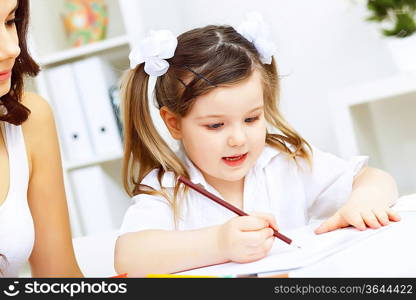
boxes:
[119,144,368,235]
[0,122,35,277]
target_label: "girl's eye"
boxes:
[205,116,260,130]
[245,116,259,123]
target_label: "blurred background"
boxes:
[25,0,416,241]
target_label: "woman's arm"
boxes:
[22,93,83,277]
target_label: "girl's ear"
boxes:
[160,106,182,140]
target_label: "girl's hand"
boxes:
[218,212,278,263]
[315,192,401,234]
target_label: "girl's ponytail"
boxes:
[121,64,189,223]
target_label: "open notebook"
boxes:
[177,195,416,277]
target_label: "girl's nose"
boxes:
[228,126,246,147]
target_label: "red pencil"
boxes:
[178,176,301,248]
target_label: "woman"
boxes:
[0,0,83,277]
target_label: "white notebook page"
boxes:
[178,222,391,276]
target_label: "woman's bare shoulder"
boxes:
[20,92,59,164]
[21,92,54,124]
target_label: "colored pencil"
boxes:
[178,175,301,248]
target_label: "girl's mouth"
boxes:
[221,153,248,167]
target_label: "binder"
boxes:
[69,166,115,235]
[44,64,94,162]
[72,57,123,157]
[108,85,123,140]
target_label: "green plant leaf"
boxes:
[384,13,416,37]
[366,0,416,37]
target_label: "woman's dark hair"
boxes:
[0,0,40,125]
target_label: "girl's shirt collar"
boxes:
[159,145,281,188]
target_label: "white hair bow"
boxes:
[236,12,276,64]
[129,30,179,152]
[129,30,178,76]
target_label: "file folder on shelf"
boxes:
[72,57,123,157]
[69,166,115,235]
[44,64,94,162]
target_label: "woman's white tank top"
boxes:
[0,122,35,277]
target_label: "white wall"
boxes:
[133,0,399,155]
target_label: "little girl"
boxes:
[115,13,400,277]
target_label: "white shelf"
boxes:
[329,71,416,196]
[332,71,416,107]
[64,153,123,171]
[28,0,138,238]
[37,35,130,67]
[329,71,416,158]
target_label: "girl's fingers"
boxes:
[314,213,346,234]
[387,209,401,222]
[262,227,274,240]
[250,211,279,231]
[373,209,390,226]
[251,236,275,260]
[245,228,274,247]
[316,208,398,234]
[343,211,367,231]
[263,236,275,253]
[360,211,381,229]
[237,216,268,231]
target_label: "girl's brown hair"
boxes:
[121,25,312,225]
[0,0,40,125]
